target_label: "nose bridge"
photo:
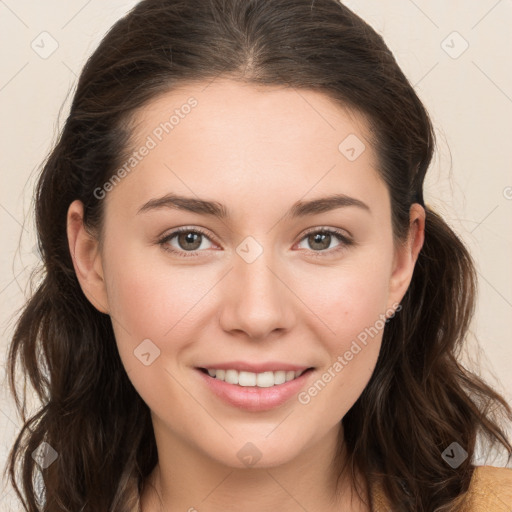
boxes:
[220,236,294,339]
[238,250,279,303]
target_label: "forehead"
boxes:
[131,78,373,152]
[107,78,385,219]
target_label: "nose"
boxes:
[218,248,296,341]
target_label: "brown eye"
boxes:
[307,232,332,251]
[296,228,353,257]
[158,227,215,257]
[176,231,203,251]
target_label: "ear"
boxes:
[386,203,425,312]
[66,199,109,314]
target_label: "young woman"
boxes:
[5,1,512,511]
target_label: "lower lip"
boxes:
[195,368,315,412]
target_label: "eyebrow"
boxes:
[137,192,371,218]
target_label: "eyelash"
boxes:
[157,226,354,259]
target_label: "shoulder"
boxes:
[370,465,512,511]
[464,465,512,511]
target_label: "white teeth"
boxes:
[273,371,286,385]
[256,371,274,388]
[225,369,239,385]
[238,371,256,386]
[286,370,296,382]
[203,368,308,387]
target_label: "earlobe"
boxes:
[66,199,110,314]
[387,204,426,309]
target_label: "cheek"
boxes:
[293,255,391,407]
[300,253,392,341]
[108,272,197,331]
[103,259,206,413]
[102,248,234,391]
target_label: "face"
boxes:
[68,78,424,470]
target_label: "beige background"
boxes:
[1,0,511,508]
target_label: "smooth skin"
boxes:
[67,78,425,511]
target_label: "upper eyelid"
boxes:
[301,226,352,239]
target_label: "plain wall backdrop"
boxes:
[1,0,511,508]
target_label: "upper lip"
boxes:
[197,361,313,373]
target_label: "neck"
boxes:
[140,422,370,512]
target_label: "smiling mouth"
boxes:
[198,367,315,388]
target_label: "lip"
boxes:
[195,366,315,412]
[196,361,311,373]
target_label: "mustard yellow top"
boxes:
[370,465,512,511]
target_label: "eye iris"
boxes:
[309,232,331,250]
[179,231,202,250]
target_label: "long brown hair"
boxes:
[5,1,512,510]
